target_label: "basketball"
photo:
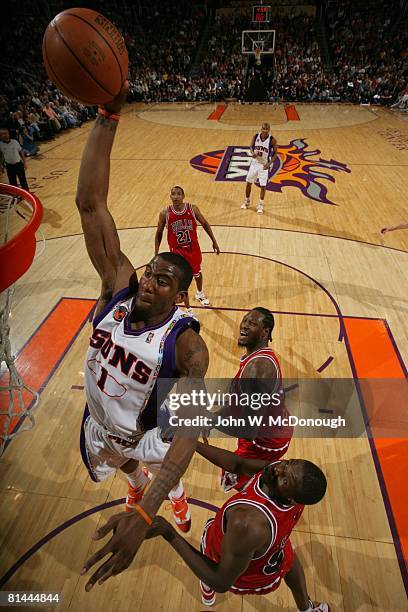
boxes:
[42,8,128,105]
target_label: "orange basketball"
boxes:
[42,8,128,105]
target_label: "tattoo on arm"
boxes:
[183,341,209,377]
[145,459,184,508]
[95,115,118,132]
[138,334,208,518]
[141,440,196,517]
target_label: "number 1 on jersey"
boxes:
[97,366,108,392]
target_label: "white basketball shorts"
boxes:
[81,411,171,482]
[246,160,269,187]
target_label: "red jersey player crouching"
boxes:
[155,186,220,311]
[220,307,293,492]
[145,442,330,611]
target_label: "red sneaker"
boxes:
[125,468,151,512]
[170,492,191,533]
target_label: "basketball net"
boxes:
[0,192,41,455]
[254,47,262,66]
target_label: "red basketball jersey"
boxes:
[235,347,282,387]
[202,469,304,593]
[234,348,293,452]
[166,203,200,253]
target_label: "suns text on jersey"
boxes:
[89,328,152,384]
[255,145,268,154]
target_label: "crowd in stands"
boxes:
[325,0,407,105]
[0,81,97,158]
[128,0,406,106]
[1,0,407,163]
[128,1,215,102]
[0,0,99,158]
[246,1,407,105]
[257,13,326,102]
[194,14,247,100]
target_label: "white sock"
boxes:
[169,480,185,500]
[259,199,264,205]
[127,466,149,491]
[245,196,250,202]
[196,290,204,297]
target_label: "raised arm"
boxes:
[192,205,220,254]
[146,507,267,592]
[155,209,167,255]
[75,86,134,315]
[196,440,268,475]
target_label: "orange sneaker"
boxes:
[170,492,191,533]
[125,468,152,512]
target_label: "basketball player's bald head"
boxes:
[262,459,327,505]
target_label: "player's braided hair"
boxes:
[295,460,327,505]
[253,307,275,341]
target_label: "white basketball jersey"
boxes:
[84,287,198,438]
[253,133,273,165]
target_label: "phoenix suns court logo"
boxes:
[190,139,350,205]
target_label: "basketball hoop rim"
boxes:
[0,183,43,293]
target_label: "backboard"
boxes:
[242,30,276,55]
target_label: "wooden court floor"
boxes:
[1,103,407,610]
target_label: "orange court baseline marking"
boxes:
[207,104,227,120]
[343,317,408,589]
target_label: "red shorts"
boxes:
[221,437,290,492]
[172,243,202,277]
[230,540,294,595]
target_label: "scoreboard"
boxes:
[252,5,272,23]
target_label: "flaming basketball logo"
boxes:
[190,139,350,205]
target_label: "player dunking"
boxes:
[142,442,329,611]
[77,85,209,590]
[241,122,278,214]
[219,307,293,491]
[155,186,220,309]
